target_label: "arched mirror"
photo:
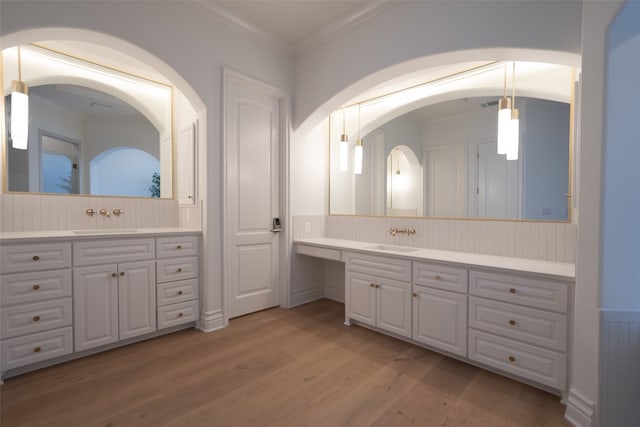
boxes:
[2,44,173,198]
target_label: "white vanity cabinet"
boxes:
[155,236,200,329]
[412,262,468,357]
[345,252,412,338]
[0,243,73,373]
[467,270,570,389]
[73,239,157,351]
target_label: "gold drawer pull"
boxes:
[176,245,182,249]
[509,288,516,294]
[120,272,125,276]
[375,284,380,288]
[34,347,42,353]
[177,268,183,273]
[178,290,183,295]
[112,273,117,278]
[33,315,41,322]
[32,284,41,291]
[178,313,183,318]
[370,283,375,288]
[32,255,40,261]
[412,292,417,298]
[434,275,441,280]
[509,320,516,326]
[508,356,516,363]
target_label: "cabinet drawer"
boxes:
[469,271,568,313]
[157,300,199,329]
[157,279,199,307]
[468,329,566,390]
[156,257,198,283]
[344,252,411,282]
[73,239,155,266]
[1,298,72,339]
[1,270,72,306]
[1,243,71,274]
[413,262,468,293]
[1,327,73,371]
[469,297,567,352]
[156,235,199,259]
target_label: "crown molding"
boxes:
[294,1,399,55]
[192,1,294,56]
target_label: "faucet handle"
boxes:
[99,208,110,218]
[389,227,397,236]
[112,209,124,217]
[85,208,96,217]
[407,228,416,235]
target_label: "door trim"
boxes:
[221,68,290,326]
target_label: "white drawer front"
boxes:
[345,252,411,282]
[156,257,199,283]
[468,329,566,390]
[295,244,341,261]
[1,270,72,307]
[73,239,155,266]
[1,299,73,339]
[1,243,71,274]
[156,235,199,259]
[157,279,199,307]
[157,300,199,329]
[469,271,568,313]
[469,297,567,352]
[413,262,468,293]
[1,327,73,371]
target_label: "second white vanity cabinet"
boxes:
[73,239,157,351]
[345,253,412,338]
[412,262,468,357]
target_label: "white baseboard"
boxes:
[198,309,225,332]
[290,287,324,307]
[565,387,595,427]
[325,286,344,303]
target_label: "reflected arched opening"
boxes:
[90,147,159,197]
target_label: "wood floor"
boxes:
[0,299,571,427]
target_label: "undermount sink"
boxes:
[73,229,137,235]
[366,244,420,253]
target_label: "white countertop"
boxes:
[294,237,575,280]
[0,228,202,243]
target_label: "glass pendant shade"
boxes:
[339,134,349,171]
[506,108,519,160]
[11,80,29,150]
[497,96,511,155]
[354,140,363,174]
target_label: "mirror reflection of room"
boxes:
[3,44,173,198]
[329,61,573,222]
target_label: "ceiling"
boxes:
[202,0,391,53]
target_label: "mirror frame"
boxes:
[1,43,175,200]
[328,62,576,223]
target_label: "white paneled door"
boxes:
[225,72,282,319]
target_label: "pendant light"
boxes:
[339,108,349,171]
[497,63,511,155]
[353,103,363,175]
[11,46,29,150]
[507,61,519,161]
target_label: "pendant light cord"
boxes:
[17,46,22,81]
[511,61,516,108]
[342,108,346,135]
[358,103,361,143]
[503,63,507,98]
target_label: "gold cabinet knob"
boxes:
[178,313,183,318]
[508,356,516,363]
[32,255,40,261]
[434,275,441,280]
[120,272,125,276]
[32,284,41,291]
[33,315,41,322]
[370,283,375,288]
[178,290,183,295]
[34,347,42,353]
[509,320,516,326]
[375,284,380,288]
[176,245,182,249]
[177,268,183,273]
[412,292,417,298]
[112,273,117,277]
[509,288,516,294]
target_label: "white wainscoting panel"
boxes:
[0,193,179,232]
[325,216,576,263]
[292,215,326,240]
[600,310,640,427]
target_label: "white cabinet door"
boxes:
[118,261,156,340]
[346,272,376,326]
[74,265,119,351]
[413,286,468,357]
[377,278,412,338]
